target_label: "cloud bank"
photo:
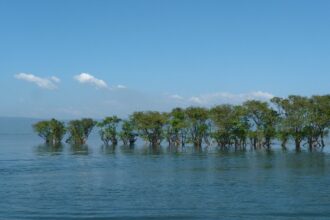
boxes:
[74,73,108,89]
[169,91,274,106]
[15,73,60,89]
[13,73,275,118]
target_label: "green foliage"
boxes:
[97,116,121,146]
[307,95,330,148]
[243,100,278,149]
[131,111,167,147]
[32,94,330,151]
[66,118,96,145]
[185,107,209,148]
[163,108,189,147]
[33,119,66,146]
[119,119,138,146]
[210,105,249,149]
[270,95,330,150]
[271,96,309,150]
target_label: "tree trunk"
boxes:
[194,139,202,149]
[308,137,313,151]
[321,133,325,148]
[295,139,301,151]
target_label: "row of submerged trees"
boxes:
[33,95,330,151]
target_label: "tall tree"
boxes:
[185,107,209,149]
[271,96,309,151]
[305,95,330,149]
[210,105,236,149]
[163,108,189,147]
[243,100,278,149]
[230,106,250,149]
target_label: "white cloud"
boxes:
[50,76,60,83]
[187,91,274,105]
[74,73,108,89]
[249,91,274,100]
[170,94,184,100]
[15,73,60,90]
[168,91,274,106]
[188,96,204,104]
[116,85,127,89]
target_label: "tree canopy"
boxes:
[33,95,330,151]
[66,118,96,145]
[33,119,66,146]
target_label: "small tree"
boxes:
[98,116,121,146]
[119,119,138,146]
[33,119,66,146]
[66,118,96,145]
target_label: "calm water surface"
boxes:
[1,125,330,219]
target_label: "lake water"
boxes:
[1,118,330,219]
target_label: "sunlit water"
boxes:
[1,120,330,219]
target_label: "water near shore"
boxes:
[1,119,330,219]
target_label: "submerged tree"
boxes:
[243,100,278,149]
[66,118,96,145]
[33,94,330,151]
[131,111,167,147]
[33,119,66,146]
[163,108,189,147]
[271,96,309,151]
[185,107,209,149]
[210,105,236,149]
[33,121,51,144]
[231,106,250,149]
[119,119,138,146]
[307,95,330,149]
[98,116,121,146]
[210,105,249,149]
[210,105,238,148]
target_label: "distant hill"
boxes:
[0,117,41,134]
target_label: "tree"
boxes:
[209,105,248,149]
[163,108,189,147]
[66,118,96,145]
[33,121,51,143]
[32,93,330,151]
[131,111,166,147]
[305,95,330,149]
[243,100,278,149]
[119,119,138,146]
[185,107,209,149]
[97,116,121,146]
[210,105,236,149]
[271,96,309,151]
[33,119,66,146]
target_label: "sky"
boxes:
[0,0,329,119]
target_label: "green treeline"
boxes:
[33,95,330,151]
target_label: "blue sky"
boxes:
[0,0,329,118]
